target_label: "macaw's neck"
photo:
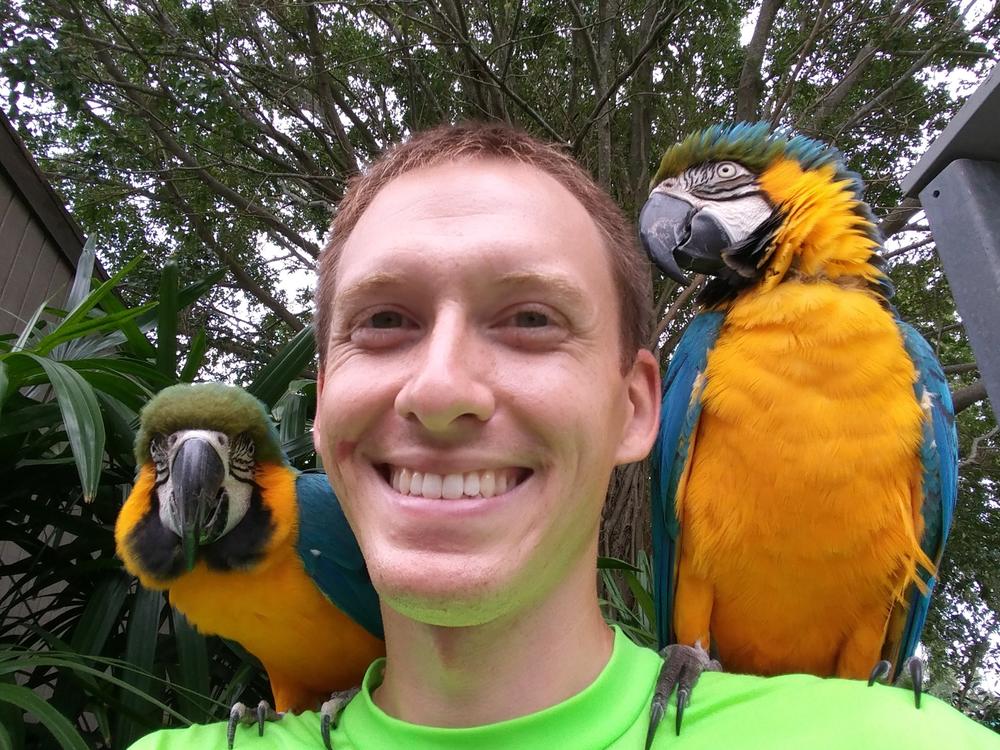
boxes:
[750,158,886,298]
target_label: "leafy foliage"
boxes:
[0,246,319,747]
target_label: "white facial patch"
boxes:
[154,428,256,541]
[699,194,774,246]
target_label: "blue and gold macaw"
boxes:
[115,383,382,745]
[638,124,957,738]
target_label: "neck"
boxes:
[372,558,613,727]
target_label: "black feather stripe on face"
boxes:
[698,209,785,308]
[126,479,273,580]
[200,481,272,571]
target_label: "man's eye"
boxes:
[368,310,405,328]
[513,310,550,328]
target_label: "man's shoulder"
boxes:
[647,669,1000,749]
[128,712,325,750]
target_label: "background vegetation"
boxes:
[0,0,997,745]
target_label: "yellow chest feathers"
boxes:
[687,281,925,551]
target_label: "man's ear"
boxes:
[313,367,326,454]
[614,348,661,465]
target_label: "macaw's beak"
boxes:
[169,436,226,571]
[639,192,732,283]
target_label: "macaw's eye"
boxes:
[715,161,739,180]
[716,162,738,178]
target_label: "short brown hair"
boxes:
[315,122,651,371]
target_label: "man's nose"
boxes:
[394,311,495,432]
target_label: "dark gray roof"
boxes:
[902,66,1000,197]
[0,109,90,270]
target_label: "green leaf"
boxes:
[12,299,49,351]
[26,354,106,501]
[0,401,61,438]
[180,326,207,382]
[49,252,144,336]
[172,610,212,723]
[115,587,163,747]
[97,288,157,360]
[94,391,138,464]
[281,432,316,463]
[0,359,8,420]
[597,556,641,572]
[623,571,656,626]
[34,302,156,357]
[248,325,316,408]
[278,390,308,445]
[65,235,97,312]
[69,574,129,656]
[66,357,176,389]
[0,684,89,750]
[133,267,226,330]
[157,260,179,376]
[0,651,192,725]
[0,716,14,750]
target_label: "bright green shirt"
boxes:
[130,627,999,749]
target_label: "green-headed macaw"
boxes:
[115,383,382,747]
[638,123,957,741]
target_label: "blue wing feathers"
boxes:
[294,472,384,639]
[894,321,958,666]
[652,312,724,648]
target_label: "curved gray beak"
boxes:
[169,436,225,571]
[639,192,733,282]
[640,192,692,284]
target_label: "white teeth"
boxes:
[463,472,480,497]
[480,470,496,498]
[421,473,442,499]
[442,474,464,499]
[389,467,522,499]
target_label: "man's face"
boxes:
[315,158,657,626]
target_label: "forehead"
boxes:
[335,158,613,293]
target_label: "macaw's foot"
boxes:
[645,642,721,749]
[319,687,360,750]
[866,657,923,709]
[227,700,281,749]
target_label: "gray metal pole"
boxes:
[919,158,1000,412]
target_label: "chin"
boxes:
[367,548,530,627]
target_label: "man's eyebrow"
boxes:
[333,272,410,312]
[332,269,591,316]
[490,271,590,306]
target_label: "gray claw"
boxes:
[320,687,360,750]
[676,683,689,736]
[227,700,281,748]
[644,643,720,747]
[867,659,891,686]
[897,657,924,709]
[227,703,246,750]
[257,700,278,735]
[644,700,664,750]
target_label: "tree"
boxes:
[2,0,998,725]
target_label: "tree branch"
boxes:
[572,1,688,153]
[952,379,989,415]
[736,0,785,121]
[164,182,306,332]
[655,275,706,358]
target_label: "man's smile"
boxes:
[384,465,532,499]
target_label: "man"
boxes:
[131,123,998,749]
